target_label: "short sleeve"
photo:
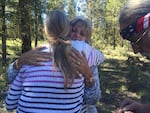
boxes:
[71,40,104,67]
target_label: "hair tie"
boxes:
[54,37,70,45]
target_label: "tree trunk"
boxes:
[19,0,31,53]
[113,27,116,49]
[34,0,38,47]
[1,1,7,66]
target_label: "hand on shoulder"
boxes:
[14,46,51,69]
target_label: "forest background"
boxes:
[0,0,150,113]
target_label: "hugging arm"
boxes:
[70,48,102,105]
[5,73,23,112]
[7,46,51,83]
[84,66,101,105]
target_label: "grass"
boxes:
[96,46,150,113]
[0,39,150,113]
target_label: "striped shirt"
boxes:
[5,40,104,113]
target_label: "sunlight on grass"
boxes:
[7,39,22,56]
[102,45,139,60]
[119,85,127,91]
[123,91,141,99]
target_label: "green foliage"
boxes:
[105,0,124,23]
[1,0,128,55]
[86,0,128,49]
[65,0,76,19]
[46,0,64,11]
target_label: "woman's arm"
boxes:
[7,46,51,83]
[70,48,102,104]
[84,66,101,105]
[5,73,23,112]
[70,48,95,87]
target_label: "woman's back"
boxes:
[8,47,85,113]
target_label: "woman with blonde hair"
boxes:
[5,10,104,113]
